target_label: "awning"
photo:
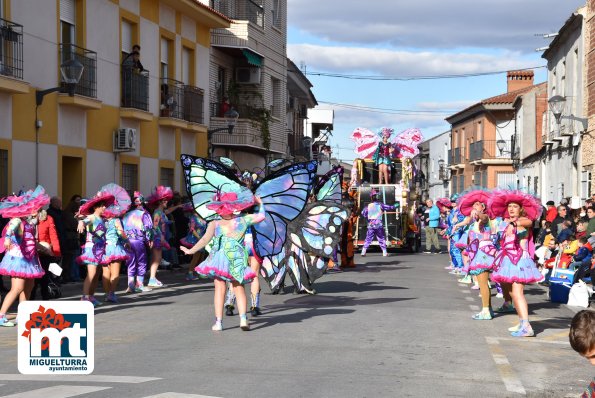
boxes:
[242,49,263,67]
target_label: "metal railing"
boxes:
[469,140,511,160]
[60,43,97,98]
[160,78,205,124]
[183,85,204,124]
[121,66,149,111]
[0,18,23,80]
[209,0,264,27]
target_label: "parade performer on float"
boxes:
[455,190,498,320]
[77,191,115,306]
[122,192,154,293]
[99,183,131,303]
[372,127,395,184]
[361,189,398,257]
[146,185,174,288]
[489,190,544,337]
[180,189,265,331]
[180,202,208,281]
[0,186,50,327]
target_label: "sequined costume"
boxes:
[122,208,154,280]
[490,220,543,284]
[372,141,393,166]
[195,205,265,284]
[0,218,44,278]
[462,218,499,276]
[104,218,129,263]
[361,201,397,251]
[77,216,107,266]
[180,214,207,248]
[446,208,465,269]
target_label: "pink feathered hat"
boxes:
[436,197,452,213]
[206,189,255,217]
[79,191,115,216]
[458,190,492,217]
[488,189,543,221]
[147,186,174,206]
[0,185,50,218]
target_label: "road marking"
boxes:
[0,385,111,398]
[464,296,474,302]
[495,336,570,346]
[0,374,161,383]
[143,394,222,398]
[459,289,471,294]
[469,305,480,311]
[485,337,526,395]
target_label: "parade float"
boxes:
[349,127,424,252]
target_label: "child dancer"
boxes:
[180,203,207,281]
[122,192,154,292]
[181,190,265,331]
[146,186,174,287]
[0,186,50,327]
[444,195,464,274]
[77,191,115,306]
[361,189,397,257]
[489,190,544,337]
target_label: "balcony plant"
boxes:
[227,81,271,151]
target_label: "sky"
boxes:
[286,0,586,162]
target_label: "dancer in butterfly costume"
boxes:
[0,186,50,327]
[360,189,398,257]
[372,128,395,184]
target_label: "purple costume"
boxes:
[122,208,154,279]
[0,218,44,278]
[361,201,396,251]
[77,216,107,266]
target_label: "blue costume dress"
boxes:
[104,218,129,263]
[0,218,44,278]
[446,208,465,269]
[372,142,393,166]
[195,205,265,284]
[77,216,107,266]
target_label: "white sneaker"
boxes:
[382,252,388,257]
[240,317,250,331]
[212,322,223,331]
[361,250,366,257]
[496,293,504,299]
[160,259,171,267]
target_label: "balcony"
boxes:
[58,43,100,109]
[121,66,150,120]
[210,0,265,50]
[159,78,205,130]
[210,117,286,154]
[0,17,28,94]
[468,140,514,166]
[438,165,450,181]
[210,0,264,27]
[449,147,465,169]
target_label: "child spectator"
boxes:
[572,237,594,284]
[569,310,595,396]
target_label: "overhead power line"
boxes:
[305,65,546,81]
[319,101,457,115]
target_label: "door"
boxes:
[62,156,82,204]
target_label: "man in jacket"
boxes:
[551,205,576,238]
[424,199,441,254]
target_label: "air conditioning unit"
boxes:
[114,128,137,152]
[235,67,261,84]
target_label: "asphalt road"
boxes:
[0,250,591,397]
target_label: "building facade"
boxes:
[0,0,229,201]
[542,6,588,202]
[286,58,316,161]
[413,131,450,201]
[584,0,595,198]
[207,0,289,170]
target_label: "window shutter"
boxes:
[60,0,76,24]
[160,38,168,64]
[182,47,190,85]
[121,20,132,53]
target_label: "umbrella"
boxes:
[100,183,131,218]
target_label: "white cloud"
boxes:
[288,44,539,76]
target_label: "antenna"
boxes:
[534,33,559,38]
[300,61,306,74]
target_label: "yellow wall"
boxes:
[12,90,58,144]
[196,132,208,157]
[87,105,120,152]
[0,139,12,195]
[140,0,159,24]
[58,146,86,198]
[140,119,159,158]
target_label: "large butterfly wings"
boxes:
[180,155,245,221]
[251,160,317,258]
[315,167,344,203]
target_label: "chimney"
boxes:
[507,70,534,92]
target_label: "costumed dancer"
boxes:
[122,192,154,293]
[180,190,265,332]
[100,184,131,303]
[146,185,174,288]
[456,190,497,320]
[180,202,208,281]
[489,190,544,337]
[0,186,50,327]
[372,127,394,184]
[77,191,115,307]
[444,195,464,274]
[361,189,397,257]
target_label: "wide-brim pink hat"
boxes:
[458,190,492,217]
[488,189,542,221]
[79,192,116,216]
[206,190,255,216]
[0,185,50,218]
[147,186,174,206]
[436,197,452,212]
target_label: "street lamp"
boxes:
[207,108,240,159]
[35,58,85,184]
[548,95,566,139]
[496,139,507,155]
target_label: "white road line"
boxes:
[0,374,161,383]
[0,385,111,398]
[459,289,471,294]
[469,305,480,311]
[484,337,526,395]
[464,297,474,302]
[143,394,222,398]
[495,336,570,346]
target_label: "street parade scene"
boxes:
[2,0,595,397]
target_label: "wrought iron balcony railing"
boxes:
[469,140,512,160]
[0,18,23,80]
[209,0,264,27]
[160,78,205,124]
[121,66,149,111]
[60,43,97,98]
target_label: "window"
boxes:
[482,170,488,188]
[217,67,226,103]
[534,176,539,196]
[121,163,138,194]
[451,175,457,194]
[0,0,4,19]
[121,19,133,60]
[474,172,481,187]
[561,59,566,97]
[271,76,281,118]
[271,0,282,28]
[527,176,531,192]
[160,38,169,79]
[0,149,7,197]
[181,47,193,85]
[459,175,465,193]
[60,0,76,44]
[573,48,579,115]
[160,167,174,188]
[477,121,483,141]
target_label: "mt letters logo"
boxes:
[18,301,94,374]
